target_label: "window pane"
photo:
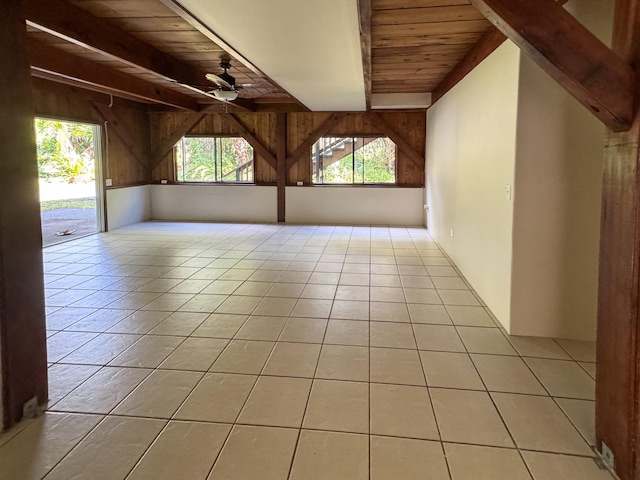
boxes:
[362,137,396,184]
[176,137,253,183]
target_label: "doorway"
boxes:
[35,118,105,246]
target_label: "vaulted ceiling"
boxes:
[23,0,497,112]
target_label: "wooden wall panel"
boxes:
[32,79,150,186]
[150,110,426,187]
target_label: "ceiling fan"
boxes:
[205,61,246,102]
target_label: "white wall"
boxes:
[510,0,611,340]
[151,185,277,223]
[106,185,151,230]
[286,187,425,225]
[426,41,521,329]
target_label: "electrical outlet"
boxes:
[296,181,303,186]
[505,184,512,202]
[105,178,113,187]
[601,442,615,471]
[160,179,168,184]
[450,228,454,238]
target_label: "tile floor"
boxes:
[0,222,612,480]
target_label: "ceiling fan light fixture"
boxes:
[213,89,239,101]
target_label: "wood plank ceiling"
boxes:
[23,0,496,111]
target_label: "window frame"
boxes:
[310,135,397,186]
[175,135,255,184]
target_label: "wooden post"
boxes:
[596,1,640,478]
[276,113,287,222]
[0,0,48,428]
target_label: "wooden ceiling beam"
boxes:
[23,0,256,112]
[29,40,199,111]
[358,0,373,110]
[469,0,636,131]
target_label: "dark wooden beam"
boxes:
[358,0,373,110]
[276,113,287,222]
[286,113,347,170]
[92,103,150,173]
[23,0,255,112]
[596,2,640,478]
[0,0,48,428]
[468,0,636,131]
[29,40,199,111]
[151,110,214,168]
[159,0,309,112]
[432,27,506,103]
[225,114,277,170]
[366,112,424,169]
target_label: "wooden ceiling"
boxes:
[23,0,497,112]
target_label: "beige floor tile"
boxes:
[53,366,152,414]
[445,443,531,480]
[343,263,370,273]
[290,430,368,480]
[233,281,274,296]
[438,289,480,306]
[65,308,132,332]
[279,317,327,343]
[107,310,172,334]
[178,294,228,313]
[371,437,449,480]
[556,398,596,446]
[234,316,288,341]
[308,272,340,284]
[491,392,593,455]
[314,262,343,273]
[201,280,242,295]
[331,300,370,320]
[402,276,435,288]
[370,383,439,440]
[169,279,213,294]
[472,354,546,394]
[432,276,468,289]
[299,284,337,300]
[279,271,312,283]
[108,335,183,368]
[369,301,410,322]
[370,347,426,386]
[506,335,571,359]
[555,339,597,362]
[160,337,229,371]
[370,286,405,303]
[267,282,305,298]
[370,274,402,287]
[238,376,312,428]
[262,342,321,377]
[430,388,513,447]
[291,298,334,318]
[47,364,101,406]
[335,285,370,301]
[421,351,485,390]
[413,324,466,352]
[208,425,298,480]
[47,331,100,363]
[112,370,203,418]
[303,379,369,433]
[404,288,443,304]
[427,266,458,277]
[141,293,195,311]
[210,340,275,374]
[525,358,595,399]
[192,313,248,338]
[408,304,453,325]
[339,273,370,286]
[45,416,165,480]
[106,291,162,310]
[324,319,369,346]
[522,451,612,480]
[370,321,417,349]
[128,421,231,480]
[148,312,208,336]
[252,297,297,317]
[446,306,495,327]
[316,345,369,382]
[0,412,102,480]
[457,327,517,355]
[215,295,262,315]
[175,373,257,423]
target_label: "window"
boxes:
[311,136,396,184]
[176,137,254,183]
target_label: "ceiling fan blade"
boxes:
[205,73,233,89]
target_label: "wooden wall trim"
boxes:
[276,113,287,222]
[226,114,277,170]
[286,113,347,170]
[366,112,424,168]
[469,0,636,132]
[150,112,210,168]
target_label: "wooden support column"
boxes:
[0,0,48,428]
[276,113,287,223]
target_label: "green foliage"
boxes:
[176,137,254,183]
[313,137,396,184]
[35,119,95,183]
[41,198,96,211]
